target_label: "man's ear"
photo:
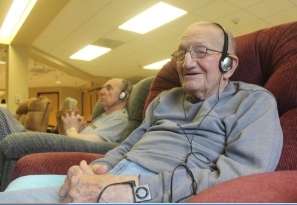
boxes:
[223,55,239,80]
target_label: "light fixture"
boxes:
[119,1,187,34]
[143,58,171,70]
[0,0,37,44]
[70,45,111,61]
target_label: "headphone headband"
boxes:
[213,23,228,59]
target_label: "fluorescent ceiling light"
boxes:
[70,45,111,61]
[0,0,37,44]
[119,1,187,34]
[143,58,171,70]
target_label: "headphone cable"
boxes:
[169,75,223,202]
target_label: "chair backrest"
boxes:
[92,76,154,142]
[231,21,297,116]
[143,21,297,171]
[16,96,51,132]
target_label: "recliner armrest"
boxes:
[12,152,103,179]
[188,170,297,203]
[277,107,297,170]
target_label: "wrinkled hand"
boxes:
[59,160,109,202]
[64,174,136,203]
[62,112,84,131]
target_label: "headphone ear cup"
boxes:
[119,91,126,100]
[220,56,233,73]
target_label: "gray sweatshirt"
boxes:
[93,81,283,202]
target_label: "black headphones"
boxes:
[213,23,233,73]
[119,79,132,101]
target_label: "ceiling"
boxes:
[1,0,297,87]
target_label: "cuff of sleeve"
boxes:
[66,127,79,137]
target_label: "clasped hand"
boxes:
[59,160,136,203]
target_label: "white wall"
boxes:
[7,45,29,113]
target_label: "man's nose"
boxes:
[183,52,196,70]
[98,88,106,95]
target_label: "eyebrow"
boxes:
[105,84,112,88]
[99,84,113,89]
[178,42,206,50]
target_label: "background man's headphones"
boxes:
[213,23,233,73]
[119,79,132,101]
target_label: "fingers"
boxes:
[79,160,94,175]
[62,112,80,120]
[59,176,69,198]
[70,175,80,186]
[92,164,109,174]
[65,175,80,202]
[60,162,100,203]
[59,165,82,197]
[61,112,71,122]
[77,115,84,122]
[61,114,66,122]
[69,165,83,177]
[68,175,102,203]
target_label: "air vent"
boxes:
[93,38,125,49]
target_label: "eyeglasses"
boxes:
[172,45,223,62]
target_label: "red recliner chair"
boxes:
[12,21,297,202]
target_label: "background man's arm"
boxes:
[66,128,104,142]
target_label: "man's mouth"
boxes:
[184,72,203,76]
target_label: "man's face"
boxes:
[97,79,123,108]
[175,24,224,99]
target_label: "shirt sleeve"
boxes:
[80,110,128,142]
[139,92,283,202]
[94,116,128,143]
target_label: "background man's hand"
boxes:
[62,112,84,131]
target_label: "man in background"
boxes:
[0,78,131,144]
[62,78,132,143]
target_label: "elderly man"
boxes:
[0,22,283,203]
[62,78,131,143]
